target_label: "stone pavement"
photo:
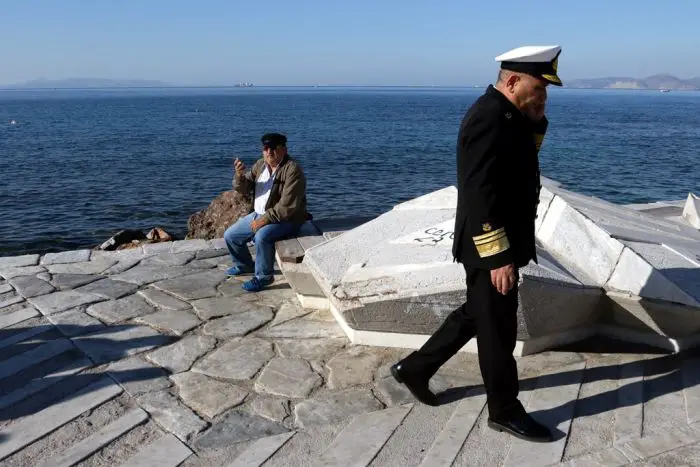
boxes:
[2,240,700,466]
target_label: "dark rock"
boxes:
[186,190,252,240]
[99,229,146,251]
[97,227,176,251]
[146,227,174,242]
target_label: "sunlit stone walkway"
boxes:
[1,241,700,466]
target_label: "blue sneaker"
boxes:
[225,265,253,276]
[242,276,274,292]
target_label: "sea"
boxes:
[1,86,699,257]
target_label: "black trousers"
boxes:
[400,265,522,420]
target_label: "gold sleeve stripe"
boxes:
[474,231,506,245]
[472,227,505,242]
[475,234,510,258]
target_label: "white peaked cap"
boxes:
[494,45,563,86]
[495,45,561,63]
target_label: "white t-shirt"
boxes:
[254,165,276,215]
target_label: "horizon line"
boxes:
[0,84,698,92]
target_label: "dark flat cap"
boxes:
[261,133,287,147]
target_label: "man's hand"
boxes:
[490,263,516,295]
[250,217,268,232]
[234,158,246,176]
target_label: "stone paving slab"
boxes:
[0,338,74,380]
[45,257,118,275]
[192,338,274,381]
[145,335,217,374]
[91,248,146,262]
[0,377,122,462]
[86,294,156,324]
[172,239,210,253]
[103,258,143,276]
[274,337,347,362]
[0,265,46,280]
[40,249,91,265]
[251,397,290,423]
[8,275,55,298]
[140,252,196,267]
[152,270,226,301]
[270,300,313,326]
[192,296,273,320]
[255,357,323,398]
[326,346,384,389]
[259,310,347,339]
[47,307,106,336]
[504,361,586,467]
[171,372,249,419]
[216,281,262,302]
[120,433,193,467]
[107,356,173,396]
[195,248,228,260]
[294,389,385,429]
[0,254,40,269]
[135,308,201,336]
[28,289,105,315]
[138,287,192,311]
[137,390,208,442]
[418,394,487,467]
[110,265,196,286]
[0,292,26,309]
[0,356,92,412]
[0,306,39,329]
[36,408,149,467]
[313,405,411,467]
[0,324,52,352]
[226,431,296,467]
[194,410,289,449]
[201,309,273,338]
[72,324,173,365]
[141,242,175,254]
[75,278,139,299]
[50,273,102,290]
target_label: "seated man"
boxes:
[224,133,309,292]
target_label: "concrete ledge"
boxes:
[290,282,700,356]
[327,299,597,357]
[275,218,374,311]
[683,193,700,229]
[296,294,329,311]
[603,292,700,338]
[288,182,700,356]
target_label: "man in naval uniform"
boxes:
[390,45,562,443]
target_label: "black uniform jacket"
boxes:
[452,85,547,270]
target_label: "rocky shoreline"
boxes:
[90,189,252,254]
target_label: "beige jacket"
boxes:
[233,155,309,225]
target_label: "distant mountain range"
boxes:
[565,74,700,90]
[2,78,260,89]
[5,78,172,89]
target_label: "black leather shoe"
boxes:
[390,363,439,406]
[487,413,553,443]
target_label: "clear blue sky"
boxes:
[2,0,699,86]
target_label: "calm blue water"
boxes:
[1,87,699,256]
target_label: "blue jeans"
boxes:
[223,212,300,280]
